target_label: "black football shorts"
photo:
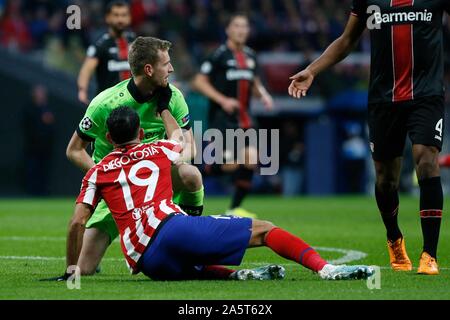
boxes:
[368,95,445,161]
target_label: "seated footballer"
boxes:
[64,105,375,281]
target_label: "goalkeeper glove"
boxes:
[155,84,172,114]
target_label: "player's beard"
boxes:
[236,35,248,46]
[111,24,126,37]
[229,35,247,49]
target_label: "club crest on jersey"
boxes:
[132,208,142,220]
[81,117,93,130]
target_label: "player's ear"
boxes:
[105,13,111,24]
[144,64,153,77]
[106,132,114,144]
[225,26,230,38]
[138,128,144,141]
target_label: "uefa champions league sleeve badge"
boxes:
[80,117,93,131]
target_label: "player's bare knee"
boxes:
[75,256,98,275]
[414,147,439,179]
[250,219,275,246]
[416,159,439,179]
[79,266,97,276]
[376,179,398,193]
[177,164,202,191]
[263,220,275,233]
[374,158,402,190]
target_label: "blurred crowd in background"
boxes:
[1,0,450,197]
[3,0,448,98]
[0,0,372,79]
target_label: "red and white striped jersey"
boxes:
[76,140,187,271]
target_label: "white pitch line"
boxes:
[2,237,447,270]
[0,246,367,265]
[0,236,120,243]
[0,238,365,263]
[314,246,367,264]
[0,255,124,262]
[0,236,65,241]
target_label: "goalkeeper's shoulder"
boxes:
[169,83,186,98]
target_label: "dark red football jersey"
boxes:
[200,44,259,129]
[352,0,450,103]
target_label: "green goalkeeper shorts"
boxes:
[85,200,119,242]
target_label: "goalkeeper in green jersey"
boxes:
[65,36,204,275]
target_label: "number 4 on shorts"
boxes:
[435,118,443,141]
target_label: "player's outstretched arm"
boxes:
[288,14,365,99]
[65,203,94,271]
[40,203,94,281]
[66,131,96,173]
[77,57,99,105]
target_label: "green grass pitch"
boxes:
[0,196,449,300]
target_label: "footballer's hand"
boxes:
[39,273,71,282]
[156,84,173,114]
[288,69,314,99]
[78,89,90,105]
[261,93,274,110]
[220,97,240,115]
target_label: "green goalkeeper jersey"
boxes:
[77,78,191,163]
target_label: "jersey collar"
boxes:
[114,143,142,153]
[127,78,155,103]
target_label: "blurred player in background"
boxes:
[63,106,374,281]
[22,84,55,196]
[64,36,204,276]
[77,1,135,104]
[289,0,450,275]
[192,14,273,218]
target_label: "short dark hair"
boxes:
[105,0,129,15]
[106,106,140,144]
[128,36,172,76]
[226,13,249,27]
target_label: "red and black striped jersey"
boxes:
[86,31,135,93]
[200,44,259,129]
[76,140,186,271]
[351,0,450,103]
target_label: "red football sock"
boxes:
[265,227,328,272]
[200,265,235,280]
